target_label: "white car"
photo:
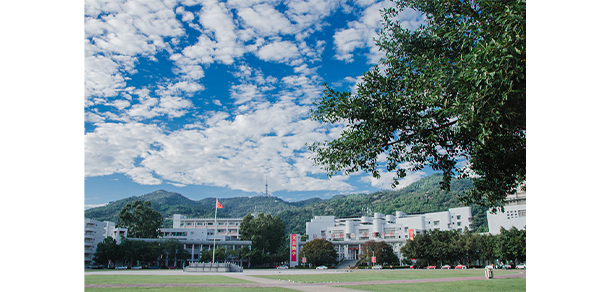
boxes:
[276,265,289,269]
[441,265,451,269]
[316,265,328,270]
[131,266,142,269]
[372,265,382,270]
[485,264,495,269]
[516,263,526,269]
[115,266,127,270]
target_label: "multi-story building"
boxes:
[305,207,472,262]
[85,214,251,267]
[84,218,114,267]
[487,190,526,235]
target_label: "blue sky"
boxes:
[84,0,432,209]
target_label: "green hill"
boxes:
[84,174,488,232]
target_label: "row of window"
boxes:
[183,222,240,226]
[506,209,526,219]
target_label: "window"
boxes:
[433,220,440,226]
[457,215,461,220]
[457,222,462,226]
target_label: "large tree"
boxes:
[93,237,120,267]
[117,200,163,238]
[308,0,526,210]
[359,240,399,266]
[239,213,285,255]
[300,239,338,267]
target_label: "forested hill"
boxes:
[84,174,488,233]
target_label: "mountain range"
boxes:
[84,173,489,234]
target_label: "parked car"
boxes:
[276,265,289,269]
[455,264,467,269]
[316,265,328,270]
[131,266,142,269]
[441,265,451,269]
[86,264,103,269]
[168,266,179,269]
[485,264,495,269]
[516,263,526,269]
[149,266,160,269]
[502,264,513,269]
[426,266,437,269]
[115,266,127,270]
[372,265,383,270]
[409,265,422,269]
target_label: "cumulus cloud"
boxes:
[85,0,402,199]
[85,0,185,106]
[237,3,295,36]
[85,98,352,193]
[333,0,389,63]
[359,163,428,189]
[256,40,302,64]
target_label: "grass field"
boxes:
[84,270,525,292]
[85,275,253,285]
[85,287,294,292]
[254,269,521,283]
[343,278,526,292]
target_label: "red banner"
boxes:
[408,229,415,240]
[290,234,298,262]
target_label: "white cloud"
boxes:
[256,40,301,64]
[85,0,185,104]
[333,0,389,63]
[360,163,428,189]
[85,94,351,194]
[237,3,295,36]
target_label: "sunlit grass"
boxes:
[254,269,520,283]
[342,278,526,292]
[85,287,293,292]
[85,275,253,285]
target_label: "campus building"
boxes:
[486,190,526,235]
[84,214,251,267]
[84,218,115,267]
[305,207,473,263]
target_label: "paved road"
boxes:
[85,268,526,292]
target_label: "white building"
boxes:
[85,214,251,267]
[487,191,526,235]
[84,218,115,267]
[305,207,473,262]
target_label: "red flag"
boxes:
[216,199,223,209]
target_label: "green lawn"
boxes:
[342,278,526,292]
[255,269,521,283]
[85,275,253,285]
[85,288,293,292]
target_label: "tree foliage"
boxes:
[359,240,399,266]
[400,228,525,266]
[118,200,163,238]
[93,237,120,266]
[239,213,286,258]
[495,226,526,265]
[308,0,526,210]
[301,239,338,267]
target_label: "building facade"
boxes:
[85,214,251,267]
[486,191,526,235]
[84,218,115,267]
[305,207,473,263]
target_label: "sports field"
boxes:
[84,268,526,291]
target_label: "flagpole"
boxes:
[212,198,217,263]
